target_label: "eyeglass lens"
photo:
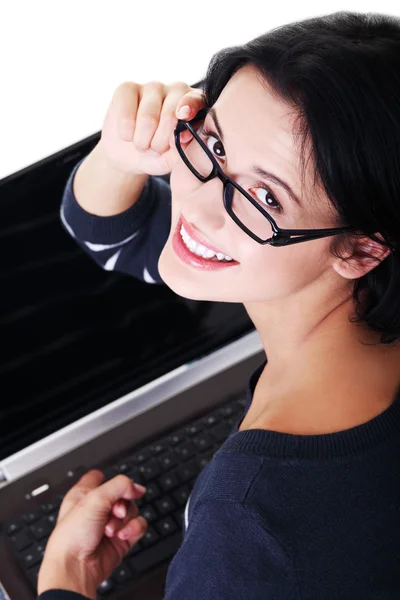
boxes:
[178,121,277,240]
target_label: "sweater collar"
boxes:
[225,358,400,459]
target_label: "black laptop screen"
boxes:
[0,135,254,461]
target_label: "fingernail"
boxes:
[105,525,114,535]
[134,483,147,494]
[177,105,191,120]
[118,527,130,539]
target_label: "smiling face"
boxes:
[158,63,344,303]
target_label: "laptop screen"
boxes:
[0,134,254,461]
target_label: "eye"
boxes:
[199,125,283,214]
[200,125,226,159]
[249,186,283,213]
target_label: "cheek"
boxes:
[169,167,191,220]
[243,242,327,297]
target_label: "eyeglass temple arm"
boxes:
[272,227,355,246]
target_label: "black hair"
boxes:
[201,11,400,345]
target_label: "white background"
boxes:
[0,0,399,180]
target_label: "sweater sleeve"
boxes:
[162,498,299,600]
[59,156,171,285]
[37,499,299,600]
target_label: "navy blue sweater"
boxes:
[38,156,400,599]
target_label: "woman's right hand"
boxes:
[99,80,207,177]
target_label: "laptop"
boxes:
[0,78,265,600]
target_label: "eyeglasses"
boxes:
[174,107,357,247]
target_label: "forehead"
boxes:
[213,65,299,163]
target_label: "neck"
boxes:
[242,292,400,433]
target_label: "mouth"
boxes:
[172,216,240,270]
[179,214,238,261]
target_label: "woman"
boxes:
[38,10,400,599]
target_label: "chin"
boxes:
[157,244,242,303]
[157,267,213,301]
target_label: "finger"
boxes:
[133,81,166,151]
[88,474,146,514]
[150,82,192,153]
[111,81,141,141]
[173,88,207,148]
[175,87,206,122]
[112,500,128,519]
[117,515,148,542]
[104,503,139,537]
[102,500,127,532]
[58,469,105,522]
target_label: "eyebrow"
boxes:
[207,107,302,207]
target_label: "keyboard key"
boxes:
[112,562,133,584]
[218,404,235,417]
[45,513,58,527]
[140,525,159,548]
[138,460,161,482]
[173,508,185,528]
[97,579,114,595]
[167,431,185,446]
[127,541,142,556]
[177,460,199,483]
[143,481,161,502]
[115,460,132,474]
[128,531,182,574]
[172,486,190,507]
[140,505,157,524]
[23,510,42,524]
[30,518,53,541]
[158,451,179,472]
[175,441,196,461]
[235,396,247,408]
[136,497,145,509]
[126,467,144,486]
[155,496,177,516]
[211,421,232,442]
[203,413,220,427]
[40,501,59,514]
[149,441,168,456]
[185,423,201,437]
[154,516,178,537]
[131,450,151,464]
[21,547,41,568]
[34,539,48,557]
[192,432,214,452]
[10,529,33,551]
[6,519,24,535]
[159,472,179,493]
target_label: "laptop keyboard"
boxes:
[2,392,247,598]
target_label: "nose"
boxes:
[181,177,226,233]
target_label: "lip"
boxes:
[172,216,240,271]
[180,214,234,258]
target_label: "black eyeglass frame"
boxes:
[174,107,358,247]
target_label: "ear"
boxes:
[332,232,392,281]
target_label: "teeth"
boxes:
[180,224,233,261]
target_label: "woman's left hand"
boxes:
[37,469,148,599]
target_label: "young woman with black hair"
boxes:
[38,11,400,599]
